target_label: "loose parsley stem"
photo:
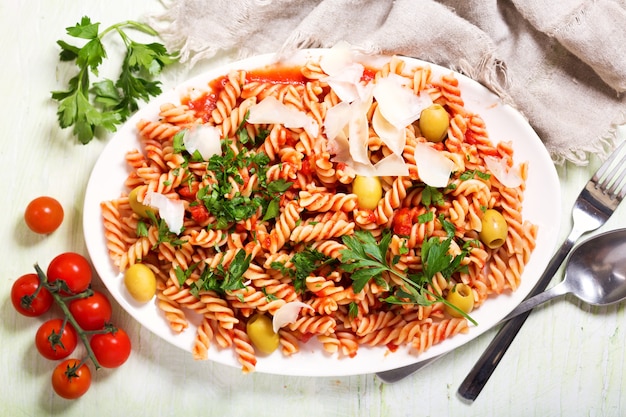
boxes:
[387,266,478,326]
[99,20,158,39]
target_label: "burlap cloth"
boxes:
[149,0,626,165]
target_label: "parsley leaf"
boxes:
[145,211,186,249]
[51,17,176,144]
[421,185,445,207]
[460,169,491,181]
[270,248,336,294]
[190,250,251,297]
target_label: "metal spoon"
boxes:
[377,228,626,383]
[503,228,626,320]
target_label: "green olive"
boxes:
[479,209,508,249]
[246,314,280,354]
[128,185,155,218]
[352,175,383,210]
[418,104,450,143]
[444,283,475,317]
[124,263,157,303]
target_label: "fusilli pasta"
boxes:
[101,52,537,373]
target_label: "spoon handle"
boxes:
[502,281,571,321]
[457,229,580,401]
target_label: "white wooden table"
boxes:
[1,1,624,416]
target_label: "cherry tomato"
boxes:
[11,273,53,317]
[189,204,210,223]
[90,328,131,368]
[24,196,64,234]
[392,207,416,236]
[177,181,199,200]
[51,359,91,399]
[47,252,92,295]
[35,319,78,360]
[68,290,112,331]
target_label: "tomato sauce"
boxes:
[246,65,307,85]
[184,92,218,123]
[386,343,399,353]
[184,63,376,124]
[361,66,377,82]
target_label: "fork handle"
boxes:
[457,228,581,401]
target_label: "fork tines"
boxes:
[593,140,626,200]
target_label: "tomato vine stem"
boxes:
[33,263,113,371]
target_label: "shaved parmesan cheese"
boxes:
[324,101,352,140]
[320,42,371,103]
[347,160,377,177]
[372,153,409,177]
[349,111,371,165]
[324,84,412,177]
[247,96,319,138]
[272,301,314,333]
[373,75,432,128]
[372,105,406,155]
[413,143,455,188]
[323,62,365,103]
[320,41,355,76]
[484,156,523,188]
[327,131,351,163]
[183,125,222,160]
[144,191,185,234]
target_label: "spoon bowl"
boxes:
[505,228,626,320]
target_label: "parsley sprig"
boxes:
[52,16,175,144]
[270,248,337,294]
[340,230,478,325]
[188,250,252,298]
[196,136,290,229]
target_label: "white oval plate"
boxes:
[83,49,562,376]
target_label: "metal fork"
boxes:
[376,140,626,385]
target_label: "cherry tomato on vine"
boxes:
[46,252,92,294]
[90,328,131,368]
[24,196,64,234]
[68,290,112,331]
[35,319,78,360]
[11,273,53,317]
[51,359,91,399]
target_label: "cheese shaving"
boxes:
[484,155,523,188]
[348,111,370,165]
[247,96,319,138]
[322,63,365,103]
[372,153,410,177]
[372,105,406,155]
[183,125,222,160]
[272,301,314,333]
[319,41,355,76]
[324,101,352,141]
[373,75,432,128]
[413,143,455,188]
[144,191,185,234]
